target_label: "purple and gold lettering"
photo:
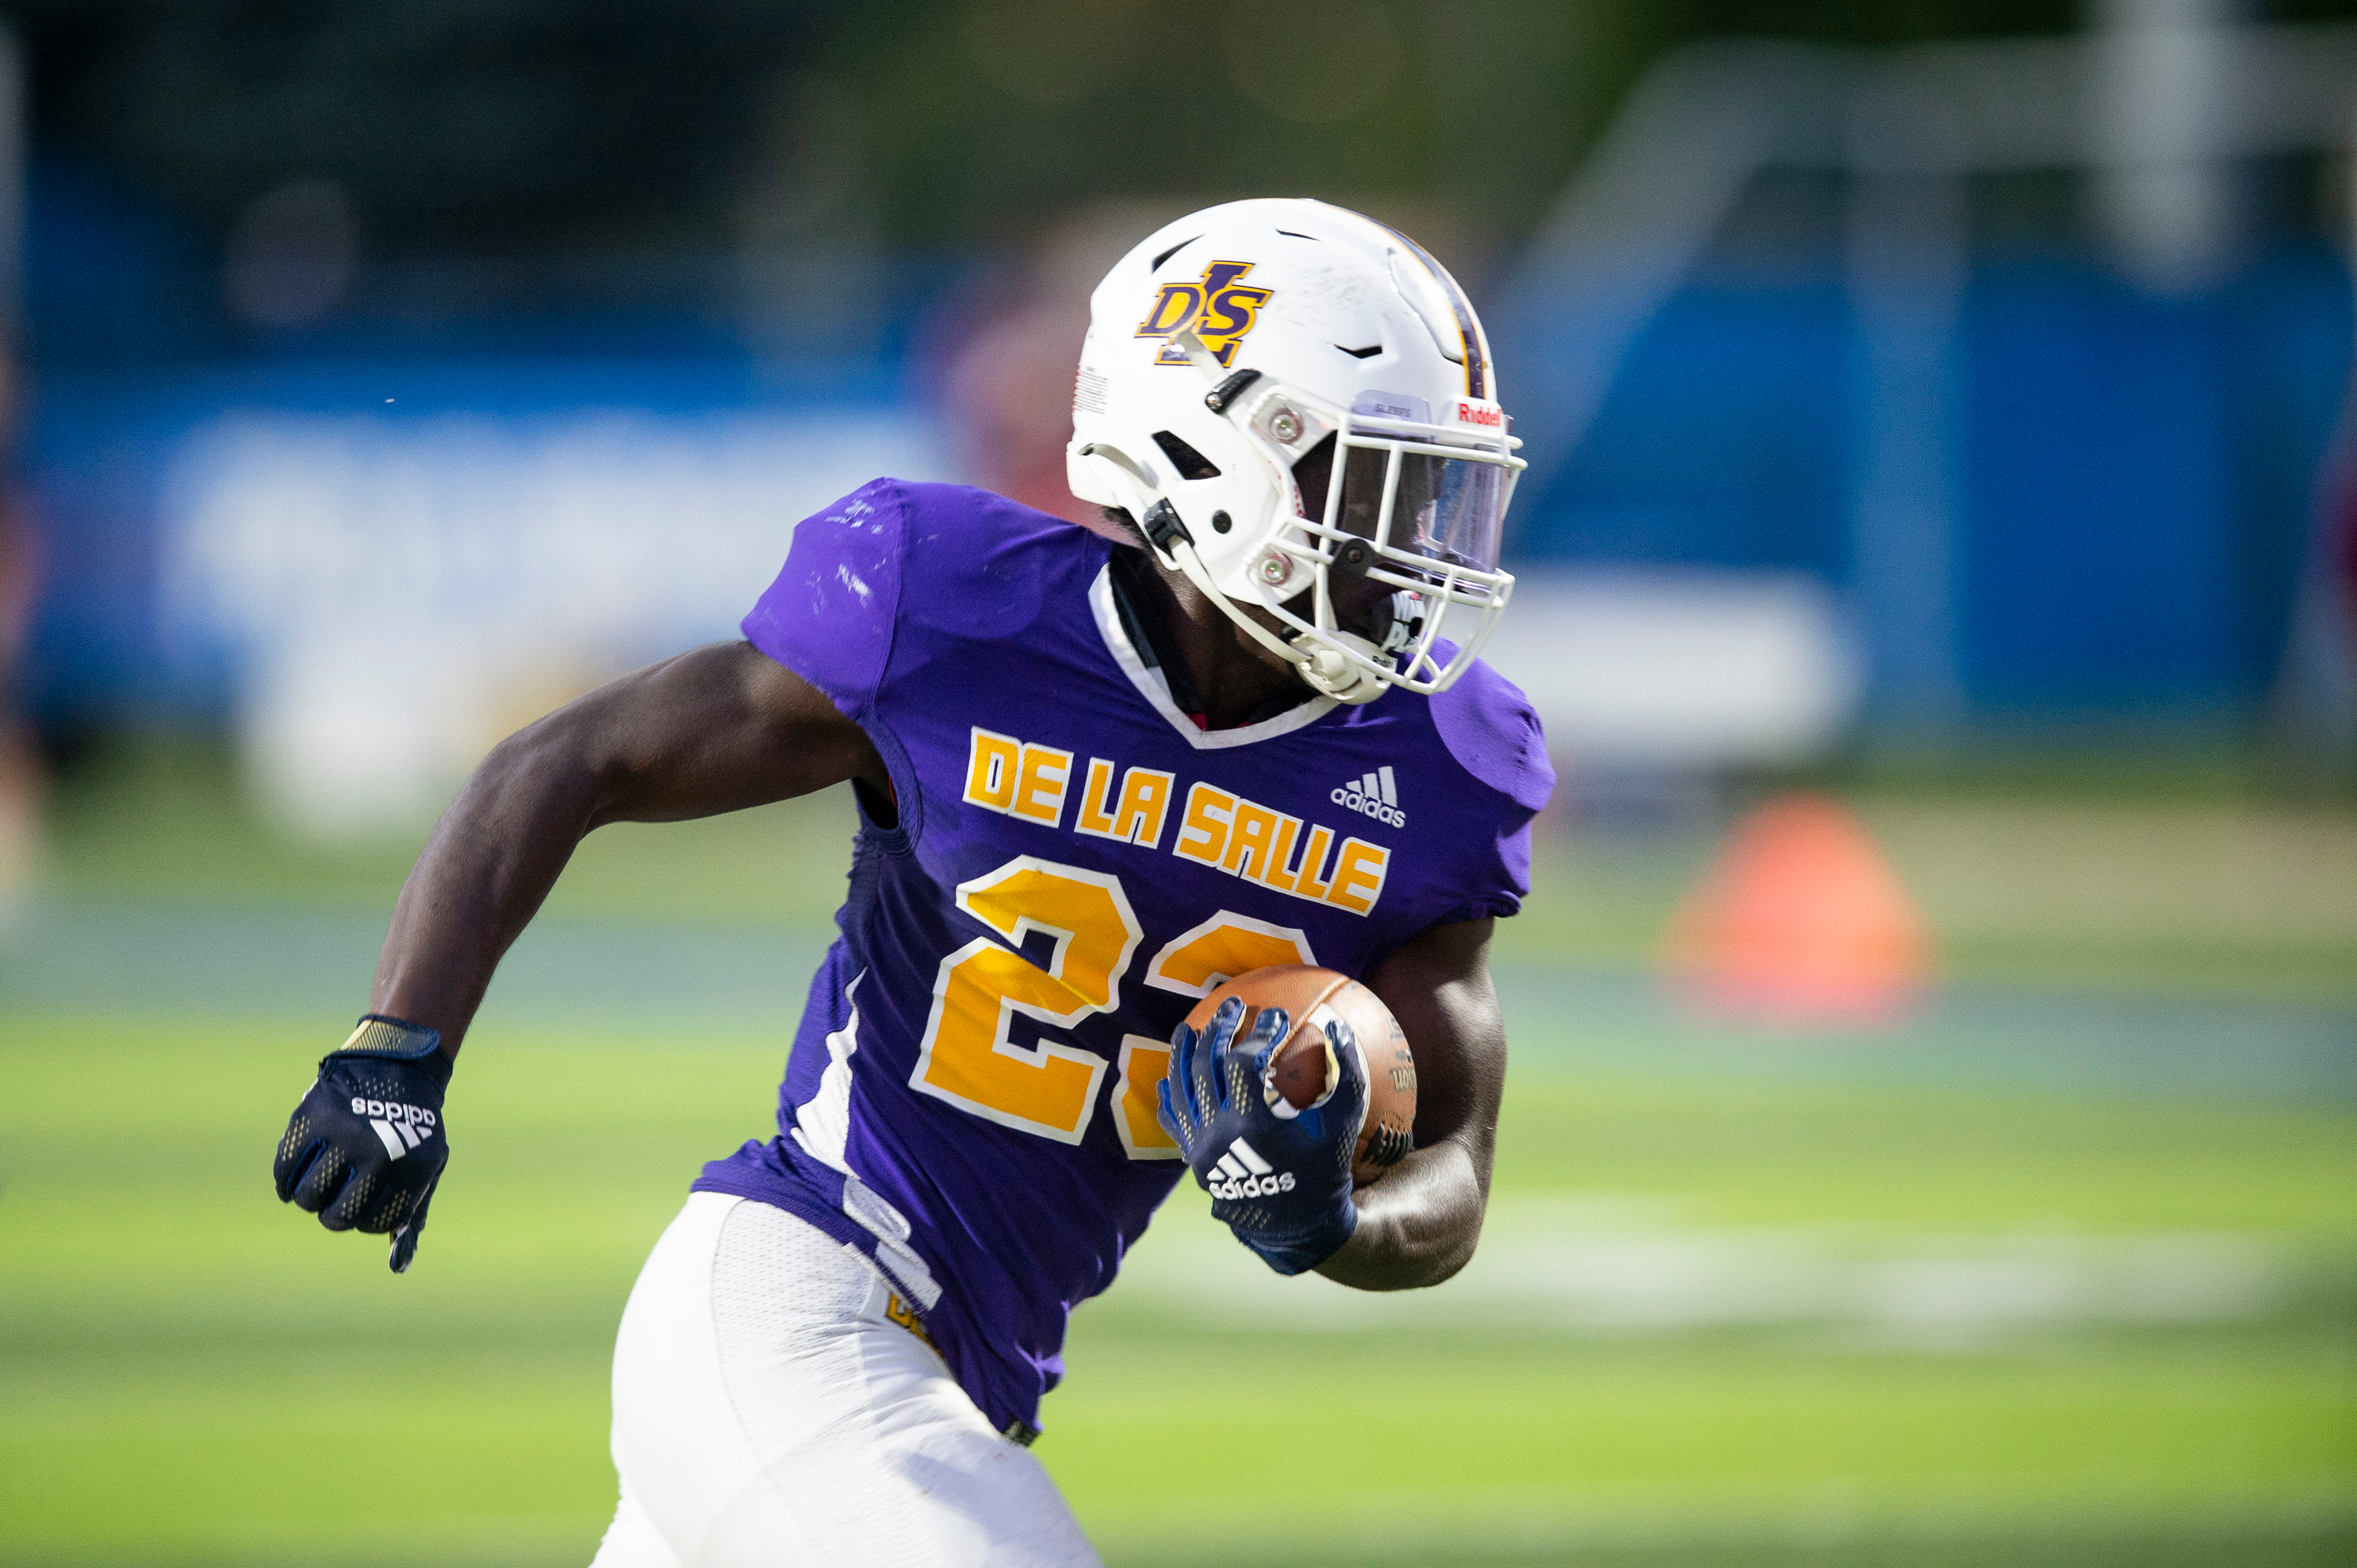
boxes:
[1289,823,1337,903]
[1010,744,1072,826]
[1221,801,1281,881]
[1259,814,1306,894]
[1173,782,1234,866]
[1135,283,1204,337]
[1325,837,1390,915]
[1075,759,1121,837]
[963,728,1021,813]
[1112,768,1174,849]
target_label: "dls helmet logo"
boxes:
[1136,260,1273,367]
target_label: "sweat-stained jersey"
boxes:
[695,479,1552,1438]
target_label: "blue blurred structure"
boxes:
[16,16,2357,756]
[1489,16,2357,744]
[1518,247,2351,722]
[17,153,963,731]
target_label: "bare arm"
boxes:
[1314,917,1505,1291]
[370,641,882,1058]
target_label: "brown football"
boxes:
[1180,964,1417,1187]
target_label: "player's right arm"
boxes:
[273,640,874,1269]
[370,639,882,1052]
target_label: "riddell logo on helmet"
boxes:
[1136,260,1272,368]
[1455,401,1503,427]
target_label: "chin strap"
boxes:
[1077,418,1392,706]
[1157,530,1388,705]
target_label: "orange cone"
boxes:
[1659,793,1932,1026]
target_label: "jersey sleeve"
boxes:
[1429,655,1555,925]
[739,478,907,720]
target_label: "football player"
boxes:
[273,198,1552,1566]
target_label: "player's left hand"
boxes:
[1157,995,1365,1276]
[273,1016,451,1273]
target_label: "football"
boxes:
[1181,965,1417,1186]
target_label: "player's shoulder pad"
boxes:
[883,480,1105,645]
[1425,656,1556,815]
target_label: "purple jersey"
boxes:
[696,480,1552,1435]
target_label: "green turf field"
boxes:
[41,741,2357,1002]
[3,1020,2350,1566]
[2,747,2352,1565]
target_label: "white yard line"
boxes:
[1106,1195,2297,1339]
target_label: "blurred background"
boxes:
[2,2,2353,1565]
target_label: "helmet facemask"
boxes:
[1149,345,1521,704]
[1262,397,1521,698]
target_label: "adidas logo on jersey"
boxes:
[1331,766,1405,828]
[1207,1137,1296,1200]
[352,1097,438,1160]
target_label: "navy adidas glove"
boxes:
[273,1015,450,1273]
[1157,995,1366,1277]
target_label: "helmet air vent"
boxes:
[1149,236,1199,271]
[1150,430,1222,481]
[1336,344,1381,359]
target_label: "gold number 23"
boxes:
[910,855,1314,1156]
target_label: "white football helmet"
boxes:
[1067,198,1523,705]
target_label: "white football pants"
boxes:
[588,1192,1100,1568]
